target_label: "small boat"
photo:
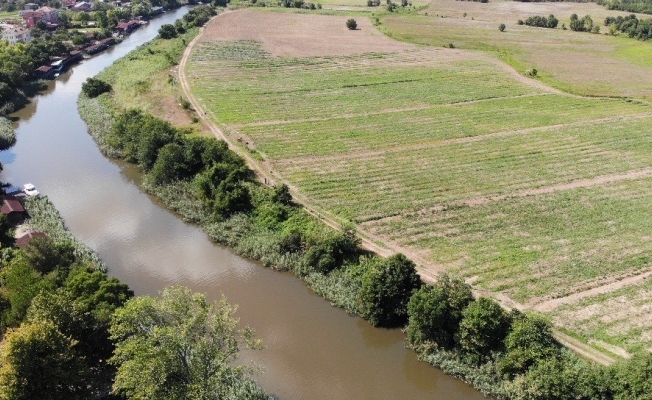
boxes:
[23,183,39,196]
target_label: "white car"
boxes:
[23,183,39,196]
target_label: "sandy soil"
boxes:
[200,10,415,57]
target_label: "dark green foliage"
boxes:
[346,19,357,30]
[81,78,112,99]
[406,274,473,349]
[458,297,511,364]
[149,142,187,184]
[358,254,422,327]
[611,352,652,399]
[570,13,594,32]
[499,23,506,31]
[181,4,217,27]
[21,237,75,278]
[109,109,179,170]
[524,14,558,28]
[272,184,292,205]
[605,14,652,40]
[158,23,178,39]
[506,352,615,400]
[0,320,90,400]
[0,214,13,247]
[597,0,652,14]
[304,228,360,273]
[27,266,133,363]
[1,260,54,328]
[498,313,560,378]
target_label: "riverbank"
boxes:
[74,6,652,399]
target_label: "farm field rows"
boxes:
[187,9,652,352]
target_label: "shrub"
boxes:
[346,19,357,30]
[358,254,422,327]
[158,24,178,39]
[498,313,560,378]
[406,274,473,349]
[458,297,511,364]
[81,78,112,99]
[0,117,16,150]
[499,23,506,31]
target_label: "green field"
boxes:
[187,11,652,351]
[381,0,652,98]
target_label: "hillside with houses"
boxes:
[0,0,186,114]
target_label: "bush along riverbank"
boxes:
[0,195,271,399]
[0,116,16,151]
[77,8,652,399]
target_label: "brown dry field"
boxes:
[187,8,652,358]
[199,10,414,57]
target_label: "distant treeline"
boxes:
[605,13,652,38]
[513,0,591,2]
[597,0,652,14]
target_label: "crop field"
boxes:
[187,9,652,352]
[382,0,652,97]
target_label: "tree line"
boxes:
[597,0,652,14]
[82,91,652,398]
[78,7,652,396]
[605,13,652,39]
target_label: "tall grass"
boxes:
[0,117,16,150]
[25,196,106,271]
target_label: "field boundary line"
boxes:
[230,93,548,128]
[533,270,652,312]
[179,11,405,261]
[272,112,652,166]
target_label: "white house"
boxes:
[2,26,32,45]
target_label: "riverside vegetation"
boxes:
[78,5,652,398]
[0,197,271,399]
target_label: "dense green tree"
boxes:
[346,19,357,30]
[149,142,187,184]
[159,23,178,39]
[109,286,270,400]
[612,352,652,399]
[304,228,360,273]
[0,214,13,247]
[1,259,54,327]
[27,266,133,362]
[506,352,613,400]
[458,297,511,364]
[358,254,422,327]
[81,77,112,99]
[498,313,560,377]
[0,320,89,400]
[406,274,474,349]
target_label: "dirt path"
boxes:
[179,11,627,366]
[534,270,652,312]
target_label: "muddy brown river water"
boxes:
[0,8,485,399]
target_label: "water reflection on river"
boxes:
[0,9,486,399]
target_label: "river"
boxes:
[0,8,485,399]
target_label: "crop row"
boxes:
[365,177,652,305]
[275,115,652,221]
[242,95,650,159]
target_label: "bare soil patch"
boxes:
[200,10,415,57]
